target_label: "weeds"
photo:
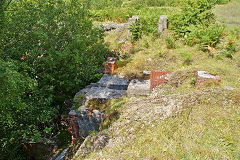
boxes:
[129,20,142,42]
[180,52,193,65]
[165,36,176,49]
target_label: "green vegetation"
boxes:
[78,0,240,159]
[213,0,240,29]
[129,20,142,42]
[0,0,108,159]
[101,98,128,130]
[87,89,240,159]
[1,0,240,159]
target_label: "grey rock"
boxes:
[132,15,139,21]
[128,18,137,25]
[158,15,168,34]
[100,23,127,31]
[127,79,150,97]
[143,70,151,75]
[224,86,234,90]
[82,87,127,99]
[74,134,109,158]
[74,74,129,101]
[197,71,218,79]
[69,110,77,116]
[97,74,129,89]
[77,108,103,138]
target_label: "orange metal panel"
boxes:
[150,71,171,92]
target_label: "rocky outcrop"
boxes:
[67,108,104,143]
[68,74,129,144]
[77,108,103,138]
[73,134,110,159]
[126,79,150,97]
[74,74,129,104]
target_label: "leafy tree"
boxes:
[0,0,108,159]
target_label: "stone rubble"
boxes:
[74,74,129,101]
[74,134,109,159]
[127,79,150,97]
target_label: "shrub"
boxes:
[0,0,108,159]
[170,0,227,52]
[226,28,240,53]
[180,52,193,65]
[165,36,176,49]
[138,8,171,36]
[170,0,215,38]
[185,24,225,50]
[129,20,142,42]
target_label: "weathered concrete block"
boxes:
[128,15,139,25]
[196,71,221,85]
[132,15,139,21]
[127,79,150,97]
[158,15,168,34]
[76,108,103,139]
[143,70,151,75]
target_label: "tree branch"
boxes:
[4,0,13,11]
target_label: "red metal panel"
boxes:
[150,71,171,92]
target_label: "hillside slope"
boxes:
[82,88,240,159]
[73,0,240,159]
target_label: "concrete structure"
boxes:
[196,71,221,85]
[127,79,150,97]
[158,15,168,35]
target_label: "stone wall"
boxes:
[67,108,103,143]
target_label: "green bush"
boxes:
[81,0,123,10]
[210,0,231,4]
[185,24,225,50]
[138,8,171,35]
[0,0,108,159]
[129,20,142,42]
[170,0,227,52]
[180,52,193,65]
[170,0,215,38]
[165,36,176,49]
[226,28,240,53]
